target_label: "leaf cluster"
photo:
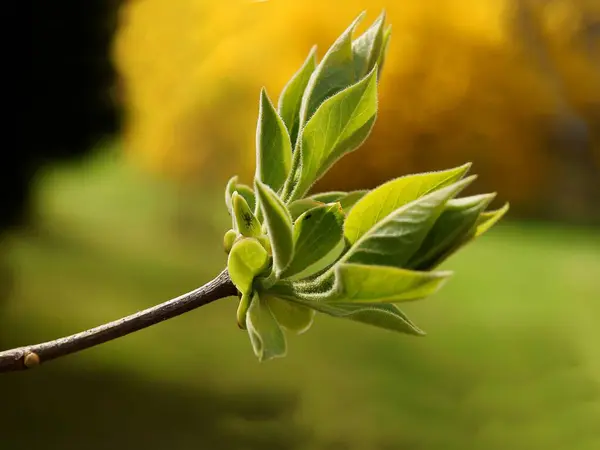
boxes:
[223,12,508,361]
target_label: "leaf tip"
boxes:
[459,161,474,175]
[460,174,478,186]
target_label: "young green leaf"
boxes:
[307,191,347,203]
[246,292,287,362]
[331,263,452,303]
[344,164,472,244]
[227,237,270,294]
[256,88,293,192]
[223,229,237,254]
[266,295,315,334]
[237,185,256,212]
[232,192,261,238]
[298,12,365,126]
[418,202,510,270]
[342,176,476,269]
[408,193,496,270]
[376,24,392,79]
[265,272,336,303]
[255,180,294,276]
[288,199,325,220]
[308,190,368,214]
[353,11,386,79]
[264,277,423,335]
[225,175,238,216]
[237,291,253,330]
[284,66,378,202]
[282,203,345,279]
[225,176,256,220]
[293,299,424,336]
[475,202,510,237]
[285,238,346,282]
[278,46,317,146]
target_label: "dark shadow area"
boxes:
[4,0,122,232]
[0,365,311,450]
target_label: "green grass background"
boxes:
[1,150,599,449]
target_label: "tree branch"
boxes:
[0,268,237,373]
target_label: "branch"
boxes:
[0,268,237,373]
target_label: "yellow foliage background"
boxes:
[114,0,600,218]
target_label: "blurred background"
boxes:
[3,0,599,448]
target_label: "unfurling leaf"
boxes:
[278,46,317,146]
[266,295,315,334]
[228,237,270,294]
[298,12,365,127]
[345,164,472,244]
[232,192,261,238]
[342,176,476,268]
[236,185,256,213]
[246,292,287,362]
[408,193,496,270]
[256,88,292,193]
[332,263,452,303]
[283,66,379,202]
[282,203,345,280]
[226,176,255,217]
[225,176,238,216]
[353,11,386,79]
[255,180,294,276]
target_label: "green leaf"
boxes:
[376,24,392,79]
[237,185,256,213]
[227,237,270,294]
[225,176,255,221]
[298,12,365,127]
[475,202,510,237]
[223,229,237,254]
[266,295,315,334]
[342,176,476,268]
[331,263,452,303]
[236,291,252,330]
[246,292,287,362]
[278,46,317,146]
[408,193,496,270]
[283,66,379,202]
[255,180,294,277]
[353,11,386,79]
[285,238,346,282]
[296,299,424,336]
[232,192,261,238]
[256,88,293,193]
[264,278,423,335]
[282,203,345,279]
[308,190,368,214]
[307,191,346,203]
[345,164,472,244]
[265,274,336,303]
[225,175,238,216]
[288,199,325,220]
